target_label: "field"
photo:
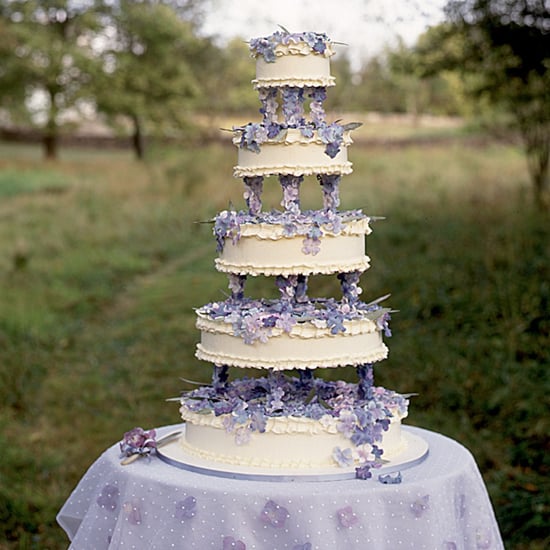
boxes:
[0,136,548,549]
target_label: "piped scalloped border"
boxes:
[252,76,336,88]
[215,257,371,277]
[195,343,389,370]
[234,163,353,178]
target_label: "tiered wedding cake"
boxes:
[175,31,418,479]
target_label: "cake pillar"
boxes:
[308,87,327,125]
[356,363,374,400]
[279,175,303,213]
[281,87,305,126]
[228,273,247,300]
[338,271,362,303]
[318,174,341,212]
[243,176,264,215]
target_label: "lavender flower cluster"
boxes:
[197,295,391,344]
[234,119,357,159]
[213,208,368,254]
[180,372,409,463]
[249,31,332,63]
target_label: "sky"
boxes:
[200,0,447,69]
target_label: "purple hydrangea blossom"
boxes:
[235,123,269,153]
[222,536,246,550]
[96,484,120,511]
[175,496,197,520]
[260,500,290,528]
[336,506,359,528]
[333,446,354,467]
[119,427,156,458]
[301,236,321,256]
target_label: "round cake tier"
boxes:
[253,53,335,89]
[215,219,371,276]
[179,412,406,470]
[233,129,352,178]
[195,315,388,370]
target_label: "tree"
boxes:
[0,0,104,159]
[441,0,550,209]
[92,0,207,159]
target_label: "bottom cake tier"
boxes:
[178,374,411,477]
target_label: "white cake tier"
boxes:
[179,410,407,470]
[253,50,335,89]
[233,129,353,178]
[215,218,371,276]
[195,315,388,370]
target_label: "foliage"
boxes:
[0,138,547,548]
[92,0,209,159]
[420,1,550,208]
[0,0,105,159]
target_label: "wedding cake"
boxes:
[176,31,414,479]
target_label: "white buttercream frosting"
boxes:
[233,129,353,178]
[216,219,371,276]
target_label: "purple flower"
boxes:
[123,498,142,525]
[175,496,197,520]
[333,446,354,467]
[119,427,156,458]
[444,543,458,550]
[96,484,119,511]
[301,236,320,256]
[260,500,289,528]
[222,535,246,550]
[355,464,373,480]
[378,472,402,484]
[318,122,345,159]
[336,506,359,528]
[411,495,430,518]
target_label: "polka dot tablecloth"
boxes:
[57,426,503,550]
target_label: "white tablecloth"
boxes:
[57,426,503,550]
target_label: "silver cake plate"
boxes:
[157,425,429,482]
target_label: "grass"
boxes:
[0,138,548,549]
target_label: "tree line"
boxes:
[0,0,548,208]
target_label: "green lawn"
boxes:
[0,139,547,549]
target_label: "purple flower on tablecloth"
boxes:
[292,543,312,550]
[411,495,430,518]
[455,493,467,519]
[222,535,246,550]
[476,528,492,549]
[123,498,142,525]
[336,505,359,528]
[175,496,197,520]
[96,484,120,511]
[443,543,458,550]
[260,499,289,528]
[119,427,157,458]
[378,472,402,484]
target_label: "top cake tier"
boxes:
[250,31,336,88]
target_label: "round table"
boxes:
[57,426,503,550]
